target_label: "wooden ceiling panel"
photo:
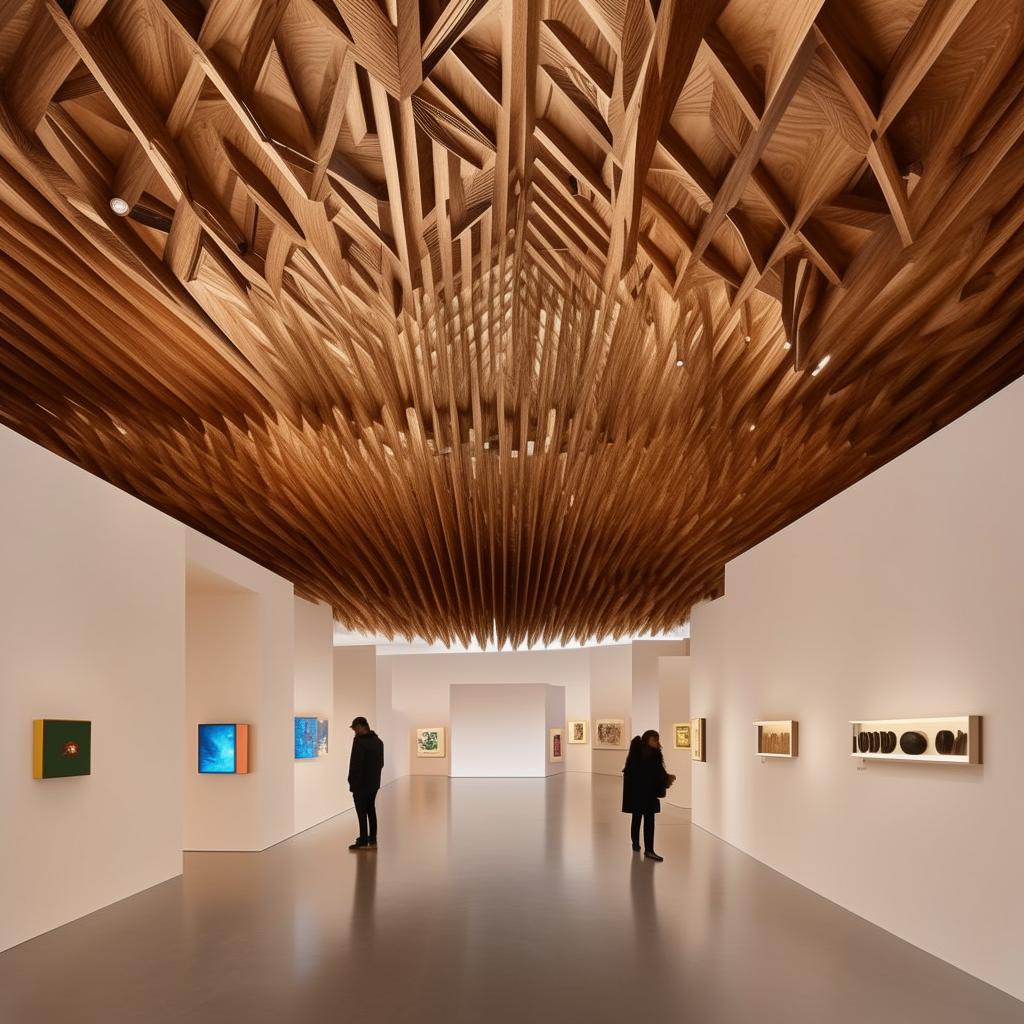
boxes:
[0,0,1022,646]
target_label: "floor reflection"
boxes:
[0,775,1021,1024]
[349,847,377,939]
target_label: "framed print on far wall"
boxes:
[593,718,628,750]
[416,727,446,758]
[673,722,691,749]
[567,720,588,744]
[690,717,706,762]
[550,728,564,762]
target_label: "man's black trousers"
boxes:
[353,788,378,842]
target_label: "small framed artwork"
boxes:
[690,717,706,762]
[198,723,250,774]
[33,719,91,779]
[416,727,446,758]
[294,716,318,759]
[593,719,628,750]
[567,720,589,744]
[673,722,691,749]
[549,728,564,762]
[755,720,798,758]
[317,719,329,756]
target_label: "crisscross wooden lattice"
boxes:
[1,0,1023,644]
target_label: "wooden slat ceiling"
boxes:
[1,0,1023,646]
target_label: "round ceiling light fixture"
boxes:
[109,197,131,216]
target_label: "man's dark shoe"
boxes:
[631,843,641,851]
[644,851,664,862]
[349,839,367,851]
[365,838,378,849]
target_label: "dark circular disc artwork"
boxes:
[899,731,928,755]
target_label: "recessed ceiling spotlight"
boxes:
[748,423,756,432]
[675,358,685,367]
[109,197,130,216]
[783,340,792,350]
[743,334,751,343]
[811,354,831,377]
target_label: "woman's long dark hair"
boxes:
[639,730,664,765]
[623,734,644,771]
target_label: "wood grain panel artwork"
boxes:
[1,0,1023,646]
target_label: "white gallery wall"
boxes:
[294,598,343,833]
[374,656,400,786]
[332,644,386,790]
[544,685,567,776]
[588,644,633,775]
[450,684,564,776]
[631,639,686,731]
[0,427,185,952]
[386,647,621,776]
[184,531,295,852]
[658,651,691,809]
[690,376,1024,1001]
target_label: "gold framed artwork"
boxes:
[673,722,691,749]
[690,717,706,762]
[549,728,564,762]
[567,720,588,744]
[415,727,446,758]
[593,719,627,750]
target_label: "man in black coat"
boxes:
[348,717,384,851]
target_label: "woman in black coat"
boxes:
[622,730,675,861]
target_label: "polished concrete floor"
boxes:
[3,774,1022,1023]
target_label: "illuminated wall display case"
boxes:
[754,720,798,758]
[851,716,981,764]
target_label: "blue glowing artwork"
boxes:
[294,717,318,759]
[199,724,237,773]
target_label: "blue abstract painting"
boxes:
[294,717,318,759]
[199,724,237,773]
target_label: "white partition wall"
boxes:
[690,376,1024,1002]
[450,683,564,777]
[658,652,691,809]
[0,427,185,952]
[332,644,383,792]
[589,644,633,775]
[294,598,342,834]
[184,531,295,852]
[631,639,687,733]
[545,685,566,777]
[386,648,595,776]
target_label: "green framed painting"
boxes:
[33,719,91,779]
